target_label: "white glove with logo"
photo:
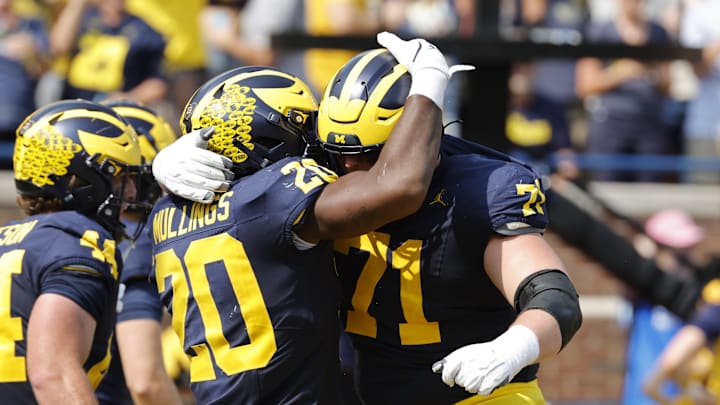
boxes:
[376,31,475,108]
[431,325,540,396]
[152,126,233,203]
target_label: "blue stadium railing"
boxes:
[0,138,718,174]
[568,153,720,173]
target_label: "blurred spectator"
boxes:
[200,0,280,76]
[300,0,381,98]
[505,61,580,179]
[125,0,209,130]
[678,0,720,184]
[576,0,674,182]
[505,0,590,106]
[380,0,475,137]
[50,0,167,104]
[0,0,49,141]
[644,286,720,405]
[621,208,706,405]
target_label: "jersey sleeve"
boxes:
[40,234,117,321]
[275,158,338,248]
[117,278,164,322]
[40,218,122,319]
[485,162,549,234]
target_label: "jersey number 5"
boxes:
[155,233,276,382]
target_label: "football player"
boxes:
[153,33,583,404]
[147,33,466,404]
[316,37,582,404]
[0,99,143,404]
[96,100,183,405]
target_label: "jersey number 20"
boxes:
[155,234,276,382]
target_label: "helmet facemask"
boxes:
[64,154,147,241]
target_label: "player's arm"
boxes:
[117,319,183,405]
[150,33,472,208]
[484,233,577,360]
[295,95,441,242]
[116,278,183,405]
[49,0,88,57]
[296,32,473,242]
[26,293,98,405]
[434,233,582,395]
[643,324,707,404]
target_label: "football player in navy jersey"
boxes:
[95,100,183,405]
[0,99,143,404]
[314,38,582,404]
[147,33,468,404]
[153,33,583,405]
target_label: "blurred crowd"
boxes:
[3,0,720,183]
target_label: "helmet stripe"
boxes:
[335,49,388,102]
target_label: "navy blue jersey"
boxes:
[150,157,342,405]
[336,137,549,404]
[118,222,164,323]
[0,212,121,405]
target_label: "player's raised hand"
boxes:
[152,126,233,203]
[376,31,474,108]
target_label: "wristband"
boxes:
[493,325,540,379]
[408,68,448,109]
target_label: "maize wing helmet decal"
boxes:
[104,100,178,162]
[317,49,410,153]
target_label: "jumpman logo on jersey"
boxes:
[429,189,447,207]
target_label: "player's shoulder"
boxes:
[444,149,541,190]
[441,135,539,176]
[29,211,113,240]
[2,212,119,274]
[234,156,337,198]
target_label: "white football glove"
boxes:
[431,325,539,396]
[152,126,234,204]
[376,31,475,108]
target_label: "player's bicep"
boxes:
[27,293,96,373]
[483,233,566,304]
